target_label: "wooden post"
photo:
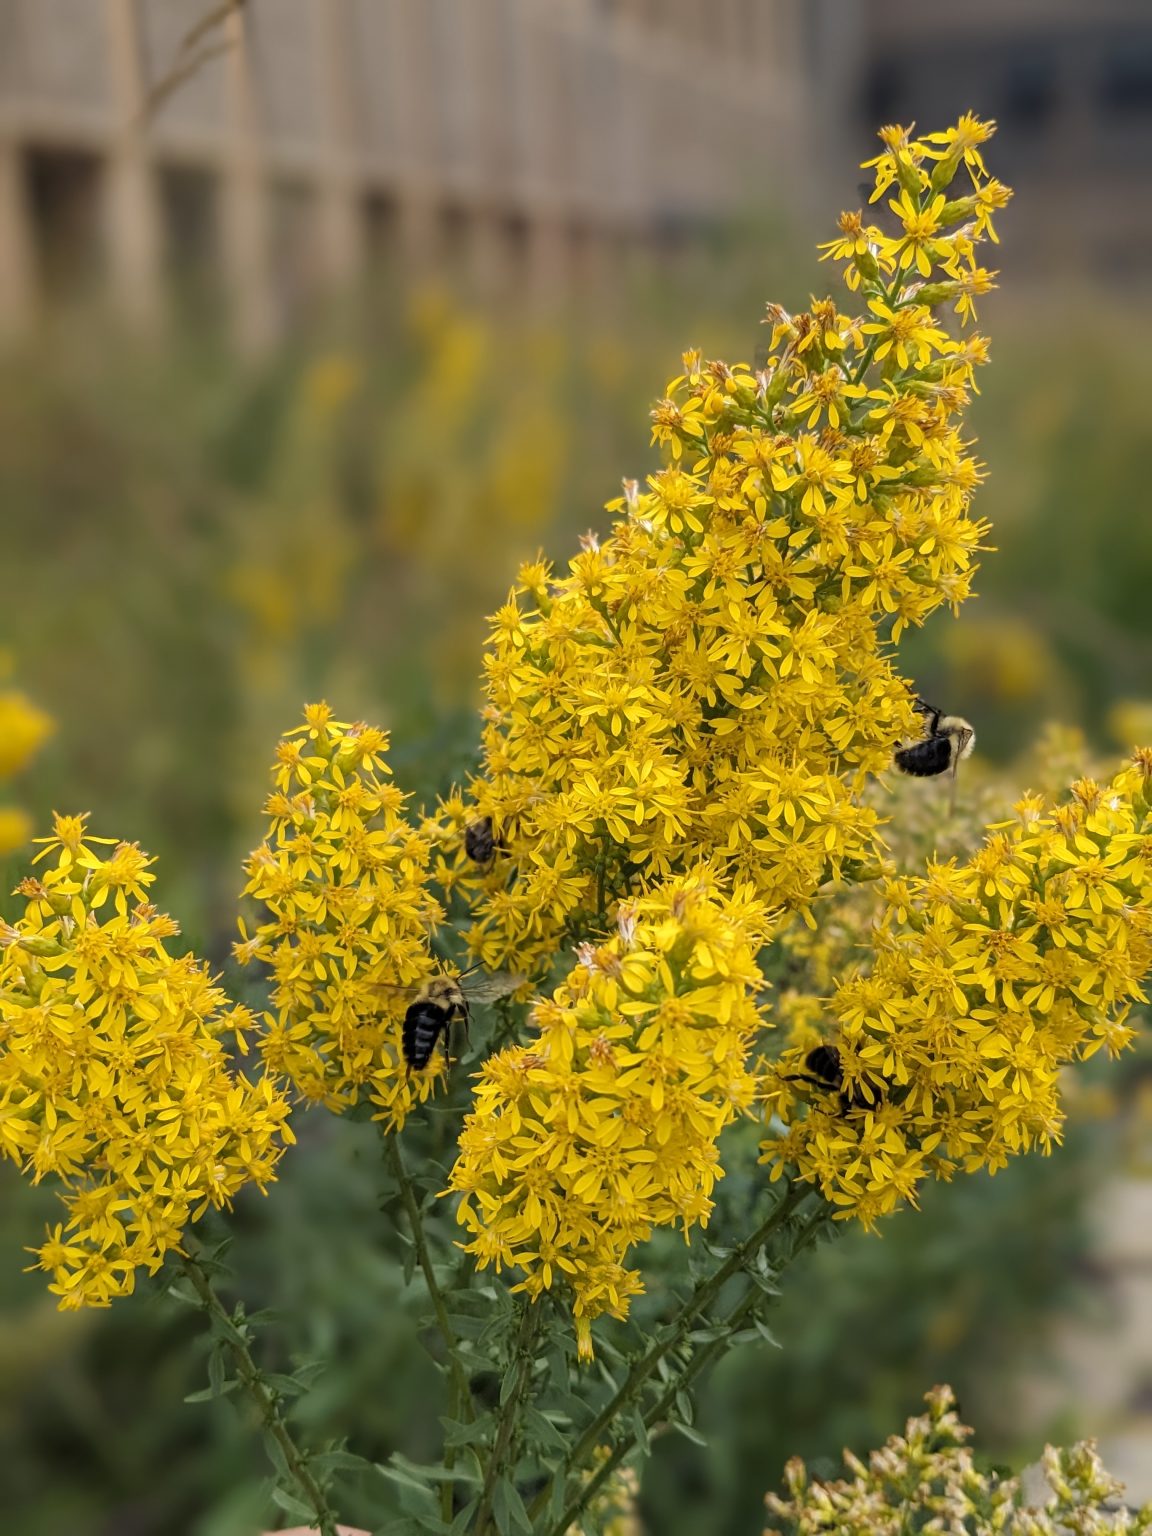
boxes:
[0,137,35,338]
[316,0,363,290]
[104,0,163,328]
[221,4,275,352]
[528,216,567,311]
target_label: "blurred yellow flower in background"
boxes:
[0,656,53,856]
[0,687,52,780]
[1109,699,1152,752]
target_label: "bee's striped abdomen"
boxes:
[402,1001,448,1070]
[894,734,953,777]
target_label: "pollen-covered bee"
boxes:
[780,1044,880,1115]
[398,968,524,1071]
[464,816,501,865]
[894,698,975,812]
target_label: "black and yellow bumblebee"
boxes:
[894,698,975,811]
[397,968,523,1071]
[464,815,502,865]
[780,1044,881,1115]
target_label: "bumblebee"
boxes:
[894,698,975,811]
[464,815,501,865]
[403,977,471,1071]
[781,1044,880,1115]
[398,969,523,1071]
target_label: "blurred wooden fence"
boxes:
[0,0,820,346]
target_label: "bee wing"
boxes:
[464,972,528,1005]
[949,744,962,818]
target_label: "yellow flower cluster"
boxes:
[763,755,1152,1226]
[0,664,53,856]
[766,724,1097,1056]
[0,815,291,1308]
[237,703,443,1127]
[450,872,773,1356]
[766,1384,1151,1536]
[433,117,1007,980]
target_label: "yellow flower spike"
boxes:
[441,121,1005,984]
[0,829,292,1309]
[238,706,444,1127]
[451,872,773,1346]
[763,761,1152,1220]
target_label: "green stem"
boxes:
[547,1202,829,1536]
[385,1136,475,1424]
[528,1180,809,1524]
[179,1249,340,1536]
[442,1372,461,1524]
[596,843,609,923]
[849,336,880,388]
[849,273,907,389]
[474,1299,542,1536]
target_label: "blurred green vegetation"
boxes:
[2,258,1152,1533]
[902,304,1152,761]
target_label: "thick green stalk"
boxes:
[441,1373,462,1523]
[179,1249,340,1536]
[528,1179,809,1524]
[385,1135,475,1423]
[474,1298,542,1536]
[547,1201,830,1536]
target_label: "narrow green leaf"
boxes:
[207,1345,227,1395]
[442,1412,495,1449]
[494,1472,534,1536]
[726,1327,766,1346]
[546,1345,571,1394]
[383,1451,481,1486]
[377,1459,432,1494]
[290,1358,327,1387]
[262,1431,290,1480]
[671,1419,708,1447]
[311,1447,370,1473]
[262,1371,306,1397]
[686,1324,728,1345]
[503,1475,534,1534]
[270,1486,314,1521]
[747,1269,781,1295]
[446,1499,479,1536]
[549,1471,567,1522]
[183,1380,239,1403]
[522,1405,568,1450]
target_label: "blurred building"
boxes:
[852,0,1152,287]
[0,0,822,348]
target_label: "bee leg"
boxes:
[913,698,942,735]
[780,1073,834,1091]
